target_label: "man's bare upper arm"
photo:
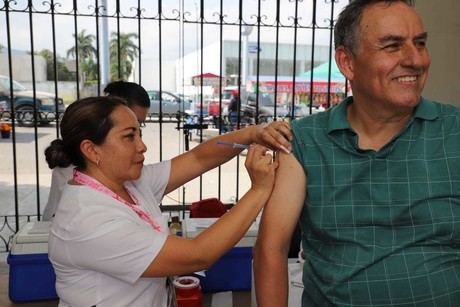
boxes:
[258,152,306,253]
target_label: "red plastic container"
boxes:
[174,276,203,307]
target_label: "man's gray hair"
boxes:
[334,0,415,54]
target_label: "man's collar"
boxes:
[413,97,438,121]
[326,96,439,134]
[327,96,353,133]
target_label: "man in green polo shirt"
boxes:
[253,0,460,306]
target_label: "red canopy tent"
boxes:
[191,73,223,87]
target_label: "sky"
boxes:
[0,0,348,61]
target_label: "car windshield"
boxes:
[249,92,275,106]
[0,77,27,92]
[222,91,232,99]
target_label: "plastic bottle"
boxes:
[169,216,182,235]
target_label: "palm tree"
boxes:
[67,29,97,86]
[81,57,98,81]
[109,32,138,81]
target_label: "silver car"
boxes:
[147,90,191,116]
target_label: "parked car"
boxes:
[240,92,294,123]
[208,99,219,116]
[191,98,211,117]
[208,96,231,117]
[0,100,7,113]
[209,85,240,115]
[0,75,66,126]
[147,90,192,117]
[240,91,327,123]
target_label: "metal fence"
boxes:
[0,0,349,252]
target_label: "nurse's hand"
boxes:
[252,122,292,154]
[244,144,278,194]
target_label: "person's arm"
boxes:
[253,152,306,307]
[164,121,292,194]
[142,144,278,277]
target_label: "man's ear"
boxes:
[80,139,99,165]
[335,46,355,81]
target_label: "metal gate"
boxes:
[0,0,348,251]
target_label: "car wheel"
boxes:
[241,114,255,125]
[261,115,273,123]
[256,114,273,124]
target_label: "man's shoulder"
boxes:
[436,101,460,114]
[423,97,460,113]
[429,99,460,123]
[413,97,460,123]
[292,108,331,130]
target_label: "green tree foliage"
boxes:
[66,29,97,85]
[81,57,98,81]
[109,32,138,81]
[36,49,75,81]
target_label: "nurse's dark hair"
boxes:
[44,96,127,170]
[334,0,415,54]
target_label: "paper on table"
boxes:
[194,218,218,228]
[289,263,304,288]
[211,291,233,307]
[193,270,206,277]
